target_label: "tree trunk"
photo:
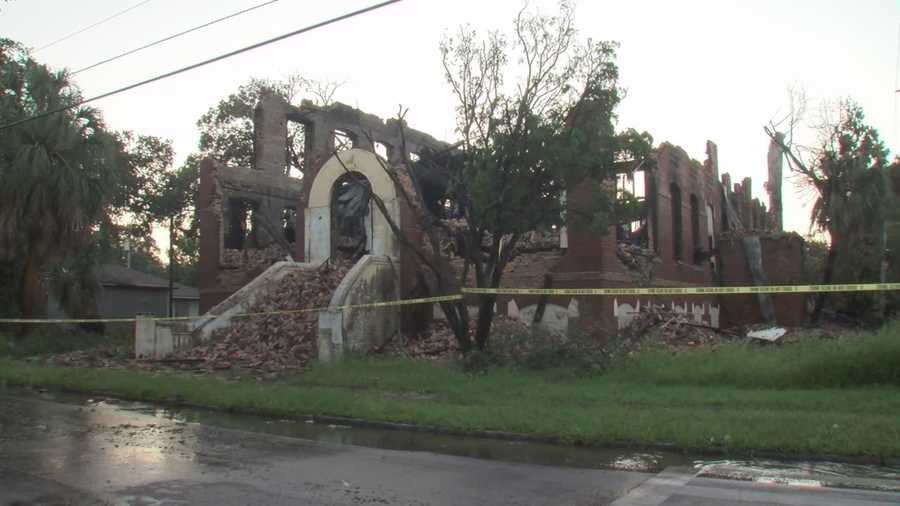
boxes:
[474,253,508,350]
[19,253,46,334]
[444,299,472,353]
[878,221,888,320]
[474,294,496,350]
[811,241,838,323]
[532,274,553,325]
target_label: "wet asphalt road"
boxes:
[2,392,899,506]
[0,393,647,505]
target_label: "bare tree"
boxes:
[347,2,652,352]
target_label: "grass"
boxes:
[0,323,898,460]
[0,330,131,359]
[605,323,900,389]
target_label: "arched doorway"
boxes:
[305,149,400,263]
[331,171,372,261]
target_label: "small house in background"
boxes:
[171,284,200,317]
[95,264,199,319]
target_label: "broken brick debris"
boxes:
[622,304,737,351]
[171,261,351,371]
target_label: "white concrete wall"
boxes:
[318,255,400,361]
[134,316,192,360]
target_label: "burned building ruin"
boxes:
[192,94,805,360]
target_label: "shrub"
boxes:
[480,319,615,376]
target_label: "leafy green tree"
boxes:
[46,129,190,321]
[176,75,339,284]
[0,38,124,319]
[158,153,200,286]
[90,132,174,273]
[394,1,653,351]
[767,99,895,321]
[0,39,186,321]
[197,75,339,176]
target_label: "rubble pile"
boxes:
[382,315,531,360]
[221,244,290,272]
[172,261,352,371]
[386,320,460,359]
[46,346,131,369]
[437,224,562,257]
[46,261,352,374]
[516,229,561,252]
[616,242,660,285]
[622,304,735,351]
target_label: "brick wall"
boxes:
[717,233,805,327]
[199,90,804,332]
[199,97,446,313]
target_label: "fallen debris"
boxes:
[47,261,351,375]
[383,320,460,360]
[747,327,787,342]
[622,304,738,351]
[221,244,290,272]
[616,242,661,285]
[171,261,352,372]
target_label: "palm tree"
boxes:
[767,100,892,322]
[0,39,122,319]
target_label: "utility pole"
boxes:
[168,215,175,318]
[879,221,890,319]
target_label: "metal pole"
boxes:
[879,221,888,319]
[168,215,175,318]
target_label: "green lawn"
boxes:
[0,323,898,460]
[0,330,131,359]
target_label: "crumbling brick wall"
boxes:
[198,159,302,312]
[199,91,805,331]
[717,232,806,327]
[199,94,446,313]
[525,140,800,332]
[287,99,447,262]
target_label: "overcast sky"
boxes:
[2,0,899,244]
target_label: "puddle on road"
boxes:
[5,386,899,491]
[2,386,687,473]
[95,397,687,473]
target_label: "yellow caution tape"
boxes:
[0,317,140,324]
[0,294,464,324]
[2,283,898,325]
[460,283,900,296]
[220,294,464,321]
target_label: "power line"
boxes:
[72,0,280,75]
[1,0,403,131]
[35,0,153,52]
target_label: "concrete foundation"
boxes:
[134,315,192,360]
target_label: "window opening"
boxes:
[331,172,372,261]
[282,207,297,244]
[374,141,389,160]
[690,194,701,265]
[670,183,683,262]
[333,129,355,151]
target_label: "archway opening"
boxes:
[331,171,372,262]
